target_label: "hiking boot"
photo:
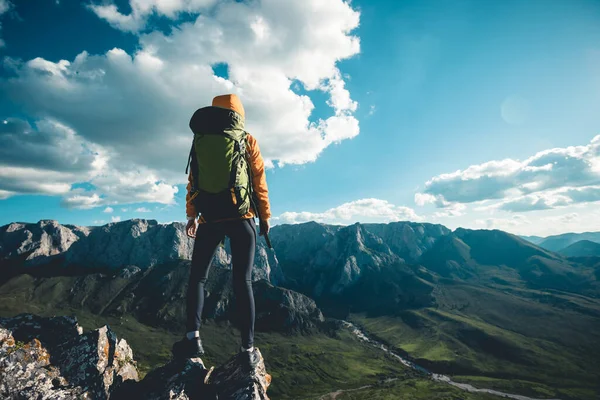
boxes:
[239,347,260,371]
[171,336,205,359]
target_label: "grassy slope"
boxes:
[351,283,600,400]
[332,379,499,400]
[0,280,495,400]
[559,240,600,257]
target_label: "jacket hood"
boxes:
[212,94,245,119]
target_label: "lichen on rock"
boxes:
[0,314,138,399]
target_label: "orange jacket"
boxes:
[186,94,271,223]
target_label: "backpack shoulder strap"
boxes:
[185,142,193,175]
[243,132,262,219]
[185,139,199,192]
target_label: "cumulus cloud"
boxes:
[61,192,102,209]
[415,192,448,207]
[0,117,178,208]
[497,192,571,212]
[88,0,218,32]
[111,216,121,222]
[135,207,151,212]
[0,0,10,14]
[0,118,104,198]
[432,203,466,218]
[0,119,100,172]
[2,0,361,207]
[475,215,530,230]
[542,213,580,224]
[276,198,422,225]
[103,206,114,213]
[417,135,600,211]
[563,185,600,203]
[0,0,11,48]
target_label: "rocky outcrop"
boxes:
[0,314,138,399]
[52,325,139,398]
[0,314,271,400]
[253,280,324,333]
[209,349,271,400]
[0,329,87,399]
[128,349,271,400]
[0,313,83,348]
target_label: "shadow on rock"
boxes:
[116,348,271,400]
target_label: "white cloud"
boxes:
[416,135,600,210]
[563,185,600,203]
[414,192,448,207]
[276,198,422,225]
[0,0,10,14]
[135,207,151,212]
[3,0,361,206]
[0,0,10,48]
[429,200,600,237]
[0,117,178,207]
[432,203,466,218]
[89,168,179,204]
[111,216,122,222]
[542,213,580,224]
[88,0,218,32]
[61,192,103,209]
[497,192,571,212]
[103,207,114,213]
[475,215,530,230]
[0,118,105,198]
[322,70,358,115]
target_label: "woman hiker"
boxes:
[171,94,271,369]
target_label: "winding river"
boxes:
[337,321,562,400]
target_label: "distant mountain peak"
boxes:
[538,231,600,252]
[559,239,600,257]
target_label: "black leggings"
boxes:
[186,218,256,348]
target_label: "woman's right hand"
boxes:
[186,218,198,238]
[259,219,270,236]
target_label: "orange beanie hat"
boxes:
[212,94,245,119]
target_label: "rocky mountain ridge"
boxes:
[0,219,451,294]
[4,219,598,303]
[0,219,284,285]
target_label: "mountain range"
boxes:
[521,231,600,255]
[1,218,599,400]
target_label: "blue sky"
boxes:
[1,0,599,236]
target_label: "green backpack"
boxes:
[185,106,253,222]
